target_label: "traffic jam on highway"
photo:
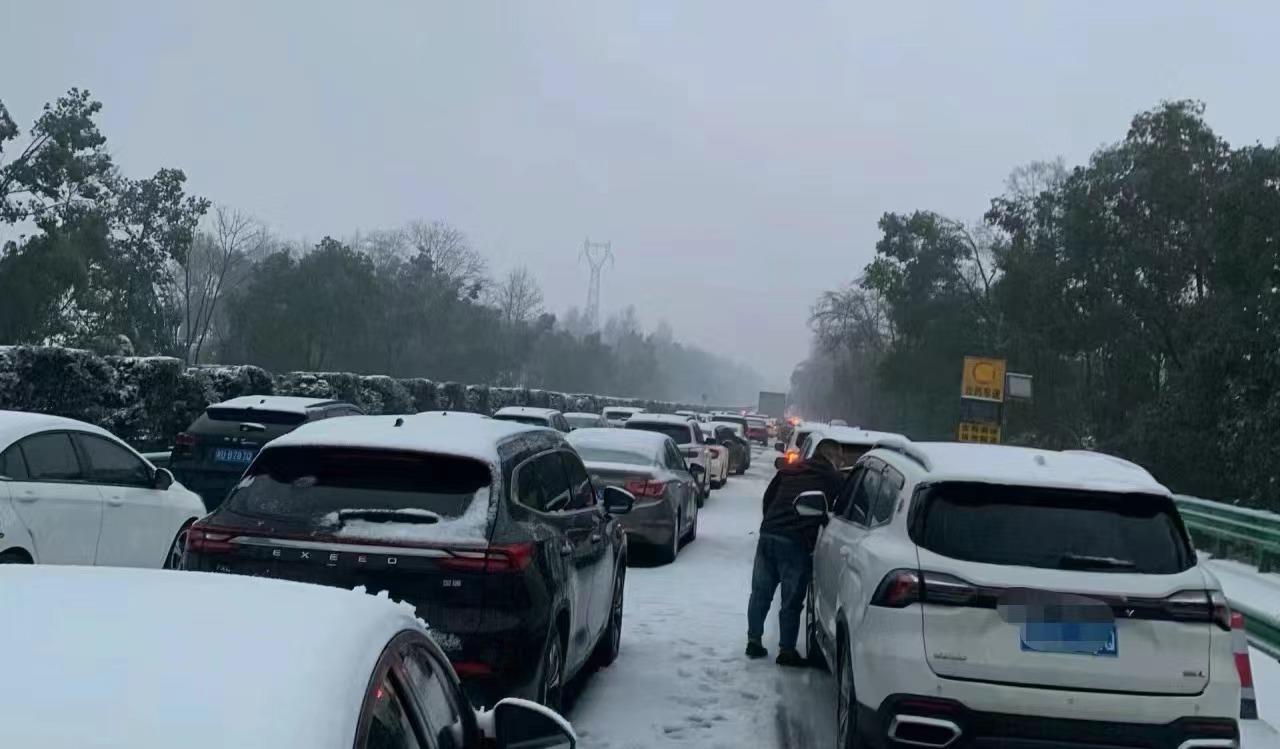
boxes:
[0,380,1277,748]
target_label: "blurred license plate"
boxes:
[1020,622,1117,657]
[214,447,255,464]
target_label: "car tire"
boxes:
[657,511,680,564]
[837,637,860,749]
[591,568,625,668]
[163,523,191,570]
[539,627,566,713]
[805,585,827,671]
[0,550,32,564]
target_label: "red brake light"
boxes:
[624,479,666,497]
[437,543,535,573]
[871,569,921,608]
[174,432,196,447]
[186,523,236,554]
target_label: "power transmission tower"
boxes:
[580,238,613,331]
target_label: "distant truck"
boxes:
[757,391,787,419]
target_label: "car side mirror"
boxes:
[794,490,828,517]
[774,456,786,470]
[688,463,706,478]
[490,697,576,749]
[774,442,785,452]
[153,467,174,490]
[601,485,635,515]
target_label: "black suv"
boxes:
[182,412,634,710]
[168,395,362,510]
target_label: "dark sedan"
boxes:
[566,428,702,564]
[183,413,634,711]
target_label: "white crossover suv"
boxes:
[800,440,1243,749]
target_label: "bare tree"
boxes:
[175,206,267,364]
[490,266,544,326]
[406,220,487,296]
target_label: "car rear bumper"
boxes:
[856,696,1239,749]
[618,500,676,547]
[851,606,1240,729]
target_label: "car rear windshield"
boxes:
[604,409,636,420]
[493,414,549,427]
[206,407,306,426]
[223,446,490,521]
[574,445,654,466]
[565,415,600,428]
[626,422,691,445]
[911,483,1193,574]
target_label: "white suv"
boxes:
[800,440,1241,749]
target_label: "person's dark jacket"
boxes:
[760,458,844,551]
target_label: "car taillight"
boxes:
[436,543,535,573]
[1162,590,1232,630]
[682,449,698,458]
[871,569,980,608]
[186,523,236,554]
[625,479,666,497]
[174,432,196,447]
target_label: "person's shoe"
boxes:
[745,639,768,659]
[775,648,806,668]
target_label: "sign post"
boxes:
[958,356,1006,444]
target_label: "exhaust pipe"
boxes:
[888,715,962,748]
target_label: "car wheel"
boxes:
[0,550,32,564]
[806,585,827,671]
[539,628,565,713]
[657,510,679,564]
[592,568,625,668]
[837,637,860,749]
[163,524,190,570]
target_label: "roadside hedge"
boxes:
[0,346,718,450]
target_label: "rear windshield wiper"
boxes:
[1058,553,1136,570]
[335,509,440,525]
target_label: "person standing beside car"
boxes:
[746,441,845,666]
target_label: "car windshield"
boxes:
[573,445,654,467]
[492,414,549,427]
[564,414,600,428]
[911,483,1194,575]
[626,422,691,445]
[205,408,305,426]
[224,446,490,521]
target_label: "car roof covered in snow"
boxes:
[803,425,907,452]
[568,427,672,454]
[212,395,341,413]
[0,565,424,749]
[494,406,561,418]
[416,410,489,418]
[0,409,120,450]
[602,405,645,414]
[266,412,551,466]
[626,413,696,427]
[872,440,1170,495]
[563,411,603,419]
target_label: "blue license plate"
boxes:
[214,447,256,465]
[1020,621,1117,657]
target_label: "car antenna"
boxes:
[394,417,405,427]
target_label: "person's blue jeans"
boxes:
[747,533,812,651]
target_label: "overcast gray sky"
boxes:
[4,1,1279,387]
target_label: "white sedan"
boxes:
[0,565,577,748]
[0,410,206,568]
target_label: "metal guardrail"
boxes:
[1173,495,1280,658]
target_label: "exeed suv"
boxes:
[182,413,634,711]
[800,440,1242,749]
[168,395,362,510]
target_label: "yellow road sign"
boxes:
[958,421,1001,444]
[962,356,1006,402]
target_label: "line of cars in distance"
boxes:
[777,424,1267,749]
[0,397,759,746]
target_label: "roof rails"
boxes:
[872,438,932,471]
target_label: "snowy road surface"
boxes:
[570,447,836,749]
[567,445,1280,748]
